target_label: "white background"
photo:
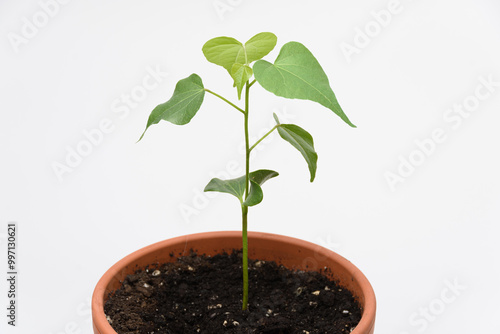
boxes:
[1,0,499,333]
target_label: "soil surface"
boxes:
[104,250,362,334]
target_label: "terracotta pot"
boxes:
[92,231,376,334]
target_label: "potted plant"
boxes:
[92,32,376,333]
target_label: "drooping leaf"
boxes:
[253,42,355,127]
[231,63,253,100]
[204,169,279,206]
[202,32,277,72]
[273,114,317,182]
[138,74,205,141]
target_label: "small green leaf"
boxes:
[253,42,355,128]
[231,63,253,100]
[204,176,246,203]
[138,74,205,141]
[244,32,278,64]
[243,180,263,206]
[274,115,317,182]
[204,169,279,205]
[249,169,279,186]
[202,37,244,72]
[202,32,277,72]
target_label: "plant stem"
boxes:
[205,89,245,114]
[241,204,249,310]
[242,80,251,311]
[249,125,279,153]
[244,82,250,199]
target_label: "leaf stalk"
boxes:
[249,125,279,153]
[205,89,245,114]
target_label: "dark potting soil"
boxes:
[104,250,362,334]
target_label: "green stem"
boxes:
[205,89,245,114]
[248,79,257,88]
[242,81,251,311]
[241,204,249,310]
[249,125,279,153]
[244,83,250,198]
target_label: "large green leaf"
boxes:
[202,32,277,72]
[231,63,253,100]
[204,169,279,206]
[274,113,318,182]
[253,42,355,127]
[139,74,205,141]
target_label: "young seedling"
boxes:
[139,32,355,311]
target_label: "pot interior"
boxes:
[93,231,375,334]
[101,232,367,307]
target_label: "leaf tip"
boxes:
[137,127,148,143]
[345,118,356,128]
[203,179,215,192]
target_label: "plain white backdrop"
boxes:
[1,0,499,333]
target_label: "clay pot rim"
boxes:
[92,231,376,334]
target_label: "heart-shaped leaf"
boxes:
[138,74,205,141]
[202,32,277,71]
[202,37,244,72]
[204,169,279,206]
[253,42,355,128]
[231,63,253,100]
[244,32,278,64]
[274,114,317,182]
